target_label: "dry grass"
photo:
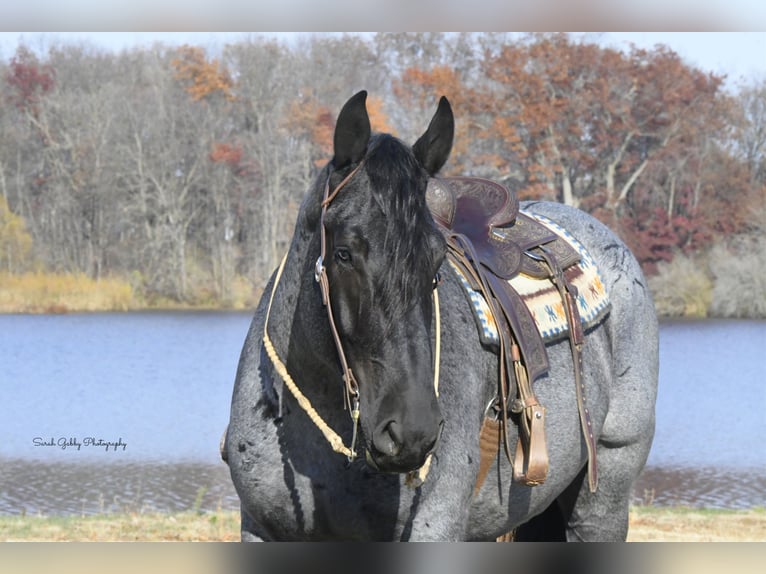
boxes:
[0,271,261,313]
[0,511,241,542]
[648,255,713,318]
[0,271,134,313]
[627,507,766,542]
[2,508,765,542]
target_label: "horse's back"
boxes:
[520,201,654,311]
[520,200,659,397]
[520,200,658,431]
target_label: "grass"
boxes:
[0,510,241,542]
[0,270,261,313]
[627,506,766,542]
[0,271,134,313]
[2,508,765,541]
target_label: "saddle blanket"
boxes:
[452,211,611,345]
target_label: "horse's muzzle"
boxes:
[366,419,444,474]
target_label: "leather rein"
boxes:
[263,160,441,481]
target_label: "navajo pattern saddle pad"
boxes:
[452,211,611,345]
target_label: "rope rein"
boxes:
[263,254,357,459]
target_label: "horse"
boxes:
[224,91,658,541]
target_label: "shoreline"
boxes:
[3,307,766,321]
[2,507,765,542]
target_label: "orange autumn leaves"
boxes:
[171,45,234,102]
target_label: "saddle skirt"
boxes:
[452,211,611,347]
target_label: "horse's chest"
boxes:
[236,419,409,539]
[256,466,410,540]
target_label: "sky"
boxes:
[0,32,764,89]
[1,0,766,30]
[595,32,766,86]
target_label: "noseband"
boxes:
[262,159,441,483]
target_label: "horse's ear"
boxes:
[333,90,371,169]
[413,96,454,176]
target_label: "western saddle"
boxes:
[426,177,598,495]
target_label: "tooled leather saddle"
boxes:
[426,176,598,495]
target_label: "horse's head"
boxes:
[312,91,453,474]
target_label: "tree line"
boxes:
[1,33,764,314]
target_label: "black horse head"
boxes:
[313,91,454,473]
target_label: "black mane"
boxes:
[363,133,444,320]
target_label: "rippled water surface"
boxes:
[1,459,239,516]
[2,314,764,514]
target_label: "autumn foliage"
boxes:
[5,47,55,115]
[209,141,243,167]
[1,34,765,312]
[391,34,757,274]
[171,45,233,101]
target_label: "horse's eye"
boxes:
[334,248,352,265]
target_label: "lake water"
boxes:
[1,313,764,515]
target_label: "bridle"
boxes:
[262,158,441,484]
[313,159,368,456]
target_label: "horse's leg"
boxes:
[240,507,268,542]
[515,434,650,542]
[512,500,567,541]
[513,466,587,541]
[564,291,658,542]
[560,438,649,541]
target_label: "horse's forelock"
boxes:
[362,135,441,321]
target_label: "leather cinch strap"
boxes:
[535,247,598,493]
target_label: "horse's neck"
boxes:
[268,238,341,387]
[262,241,354,443]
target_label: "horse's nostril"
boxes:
[374,420,402,457]
[428,420,445,453]
[386,420,402,444]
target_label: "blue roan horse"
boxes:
[224,91,658,541]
